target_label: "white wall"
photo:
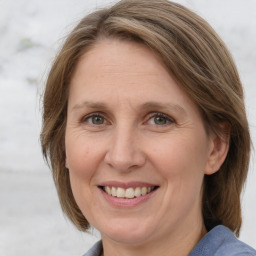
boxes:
[0,0,255,255]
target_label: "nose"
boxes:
[104,126,146,172]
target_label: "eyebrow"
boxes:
[140,102,187,115]
[71,101,108,112]
[71,101,187,116]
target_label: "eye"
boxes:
[147,113,174,126]
[82,114,106,125]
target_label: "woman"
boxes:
[41,0,256,255]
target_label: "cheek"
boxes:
[65,132,102,177]
[65,134,101,212]
[152,138,207,172]
[149,135,208,194]
[65,142,102,218]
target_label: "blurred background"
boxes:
[0,0,255,255]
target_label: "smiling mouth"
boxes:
[99,186,159,199]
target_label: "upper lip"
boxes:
[98,181,159,189]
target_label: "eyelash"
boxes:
[146,112,175,126]
[81,112,175,127]
[81,112,107,125]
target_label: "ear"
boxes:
[204,124,230,175]
[65,157,69,169]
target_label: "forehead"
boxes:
[71,38,168,84]
[69,39,199,116]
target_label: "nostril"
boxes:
[104,152,146,172]
[104,136,146,171]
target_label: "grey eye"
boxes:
[153,116,168,125]
[84,115,106,125]
[148,113,173,126]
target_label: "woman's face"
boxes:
[65,39,218,246]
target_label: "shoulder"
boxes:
[82,240,103,256]
[189,225,256,256]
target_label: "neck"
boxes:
[101,222,207,256]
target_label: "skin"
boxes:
[65,39,229,256]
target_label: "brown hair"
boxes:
[41,0,251,236]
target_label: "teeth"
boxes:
[125,188,135,199]
[134,187,141,197]
[104,186,155,199]
[116,187,125,198]
[141,187,147,196]
[112,187,117,197]
[105,186,111,194]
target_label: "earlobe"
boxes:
[204,128,230,175]
[65,158,69,169]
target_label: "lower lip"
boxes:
[99,188,157,208]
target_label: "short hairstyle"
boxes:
[41,0,251,236]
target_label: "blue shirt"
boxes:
[83,225,256,256]
[189,225,256,255]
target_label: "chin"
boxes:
[99,220,154,245]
